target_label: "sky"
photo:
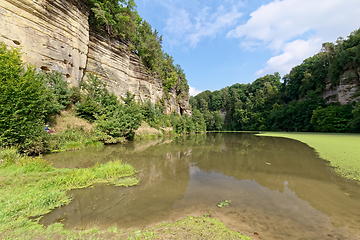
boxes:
[136,0,360,96]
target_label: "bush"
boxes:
[347,102,360,132]
[43,72,71,108]
[75,96,100,122]
[311,104,353,132]
[0,146,20,167]
[95,104,143,142]
[140,100,170,129]
[0,43,49,148]
[192,109,206,132]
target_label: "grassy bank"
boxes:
[257,132,360,182]
[0,148,139,239]
[0,148,251,239]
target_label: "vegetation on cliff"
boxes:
[0,41,205,154]
[87,0,189,98]
[190,28,360,133]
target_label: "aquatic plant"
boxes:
[217,200,231,208]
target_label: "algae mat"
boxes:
[258,132,360,182]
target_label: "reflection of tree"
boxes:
[190,133,360,232]
[42,137,194,229]
[43,133,360,232]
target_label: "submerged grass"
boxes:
[0,147,251,239]
[258,132,360,182]
[0,149,138,239]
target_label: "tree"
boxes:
[0,43,49,149]
[212,111,224,131]
[191,109,206,132]
[311,105,352,132]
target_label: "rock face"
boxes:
[0,0,191,115]
[85,32,164,103]
[0,0,89,87]
[322,68,360,104]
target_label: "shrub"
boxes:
[347,102,360,132]
[0,146,20,167]
[75,96,100,122]
[0,42,48,148]
[95,104,142,142]
[311,104,353,132]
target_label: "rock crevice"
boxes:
[0,0,191,115]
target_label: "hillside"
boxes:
[190,28,360,132]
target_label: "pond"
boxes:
[42,133,360,239]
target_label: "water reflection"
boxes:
[42,133,360,239]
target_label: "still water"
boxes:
[42,133,360,239]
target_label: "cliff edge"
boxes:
[0,0,191,115]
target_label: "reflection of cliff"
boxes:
[41,140,192,229]
[42,133,360,233]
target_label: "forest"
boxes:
[190,28,360,133]
[1,0,360,156]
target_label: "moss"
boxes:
[257,132,360,182]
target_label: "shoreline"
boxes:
[257,132,360,182]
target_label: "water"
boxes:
[42,133,360,239]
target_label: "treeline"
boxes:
[190,28,360,133]
[87,0,189,98]
[0,43,204,154]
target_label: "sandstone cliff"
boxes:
[0,0,191,115]
[322,68,360,104]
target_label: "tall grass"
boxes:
[0,147,138,239]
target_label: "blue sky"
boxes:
[136,0,360,96]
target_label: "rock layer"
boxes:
[85,32,164,105]
[0,0,191,115]
[322,68,360,104]
[0,0,89,87]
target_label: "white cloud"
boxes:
[161,1,243,47]
[255,38,321,76]
[189,86,203,96]
[228,0,360,76]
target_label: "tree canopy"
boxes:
[87,0,189,98]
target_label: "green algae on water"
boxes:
[257,132,360,182]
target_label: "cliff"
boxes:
[0,0,191,115]
[322,68,360,104]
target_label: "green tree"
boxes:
[95,103,142,142]
[0,43,49,149]
[347,102,360,132]
[191,109,206,132]
[212,111,224,131]
[311,105,352,132]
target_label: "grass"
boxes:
[50,110,93,133]
[0,148,251,239]
[0,148,139,239]
[257,132,360,182]
[134,122,163,140]
[118,216,252,239]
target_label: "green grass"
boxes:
[0,148,251,239]
[0,150,138,239]
[119,216,252,239]
[257,132,360,182]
